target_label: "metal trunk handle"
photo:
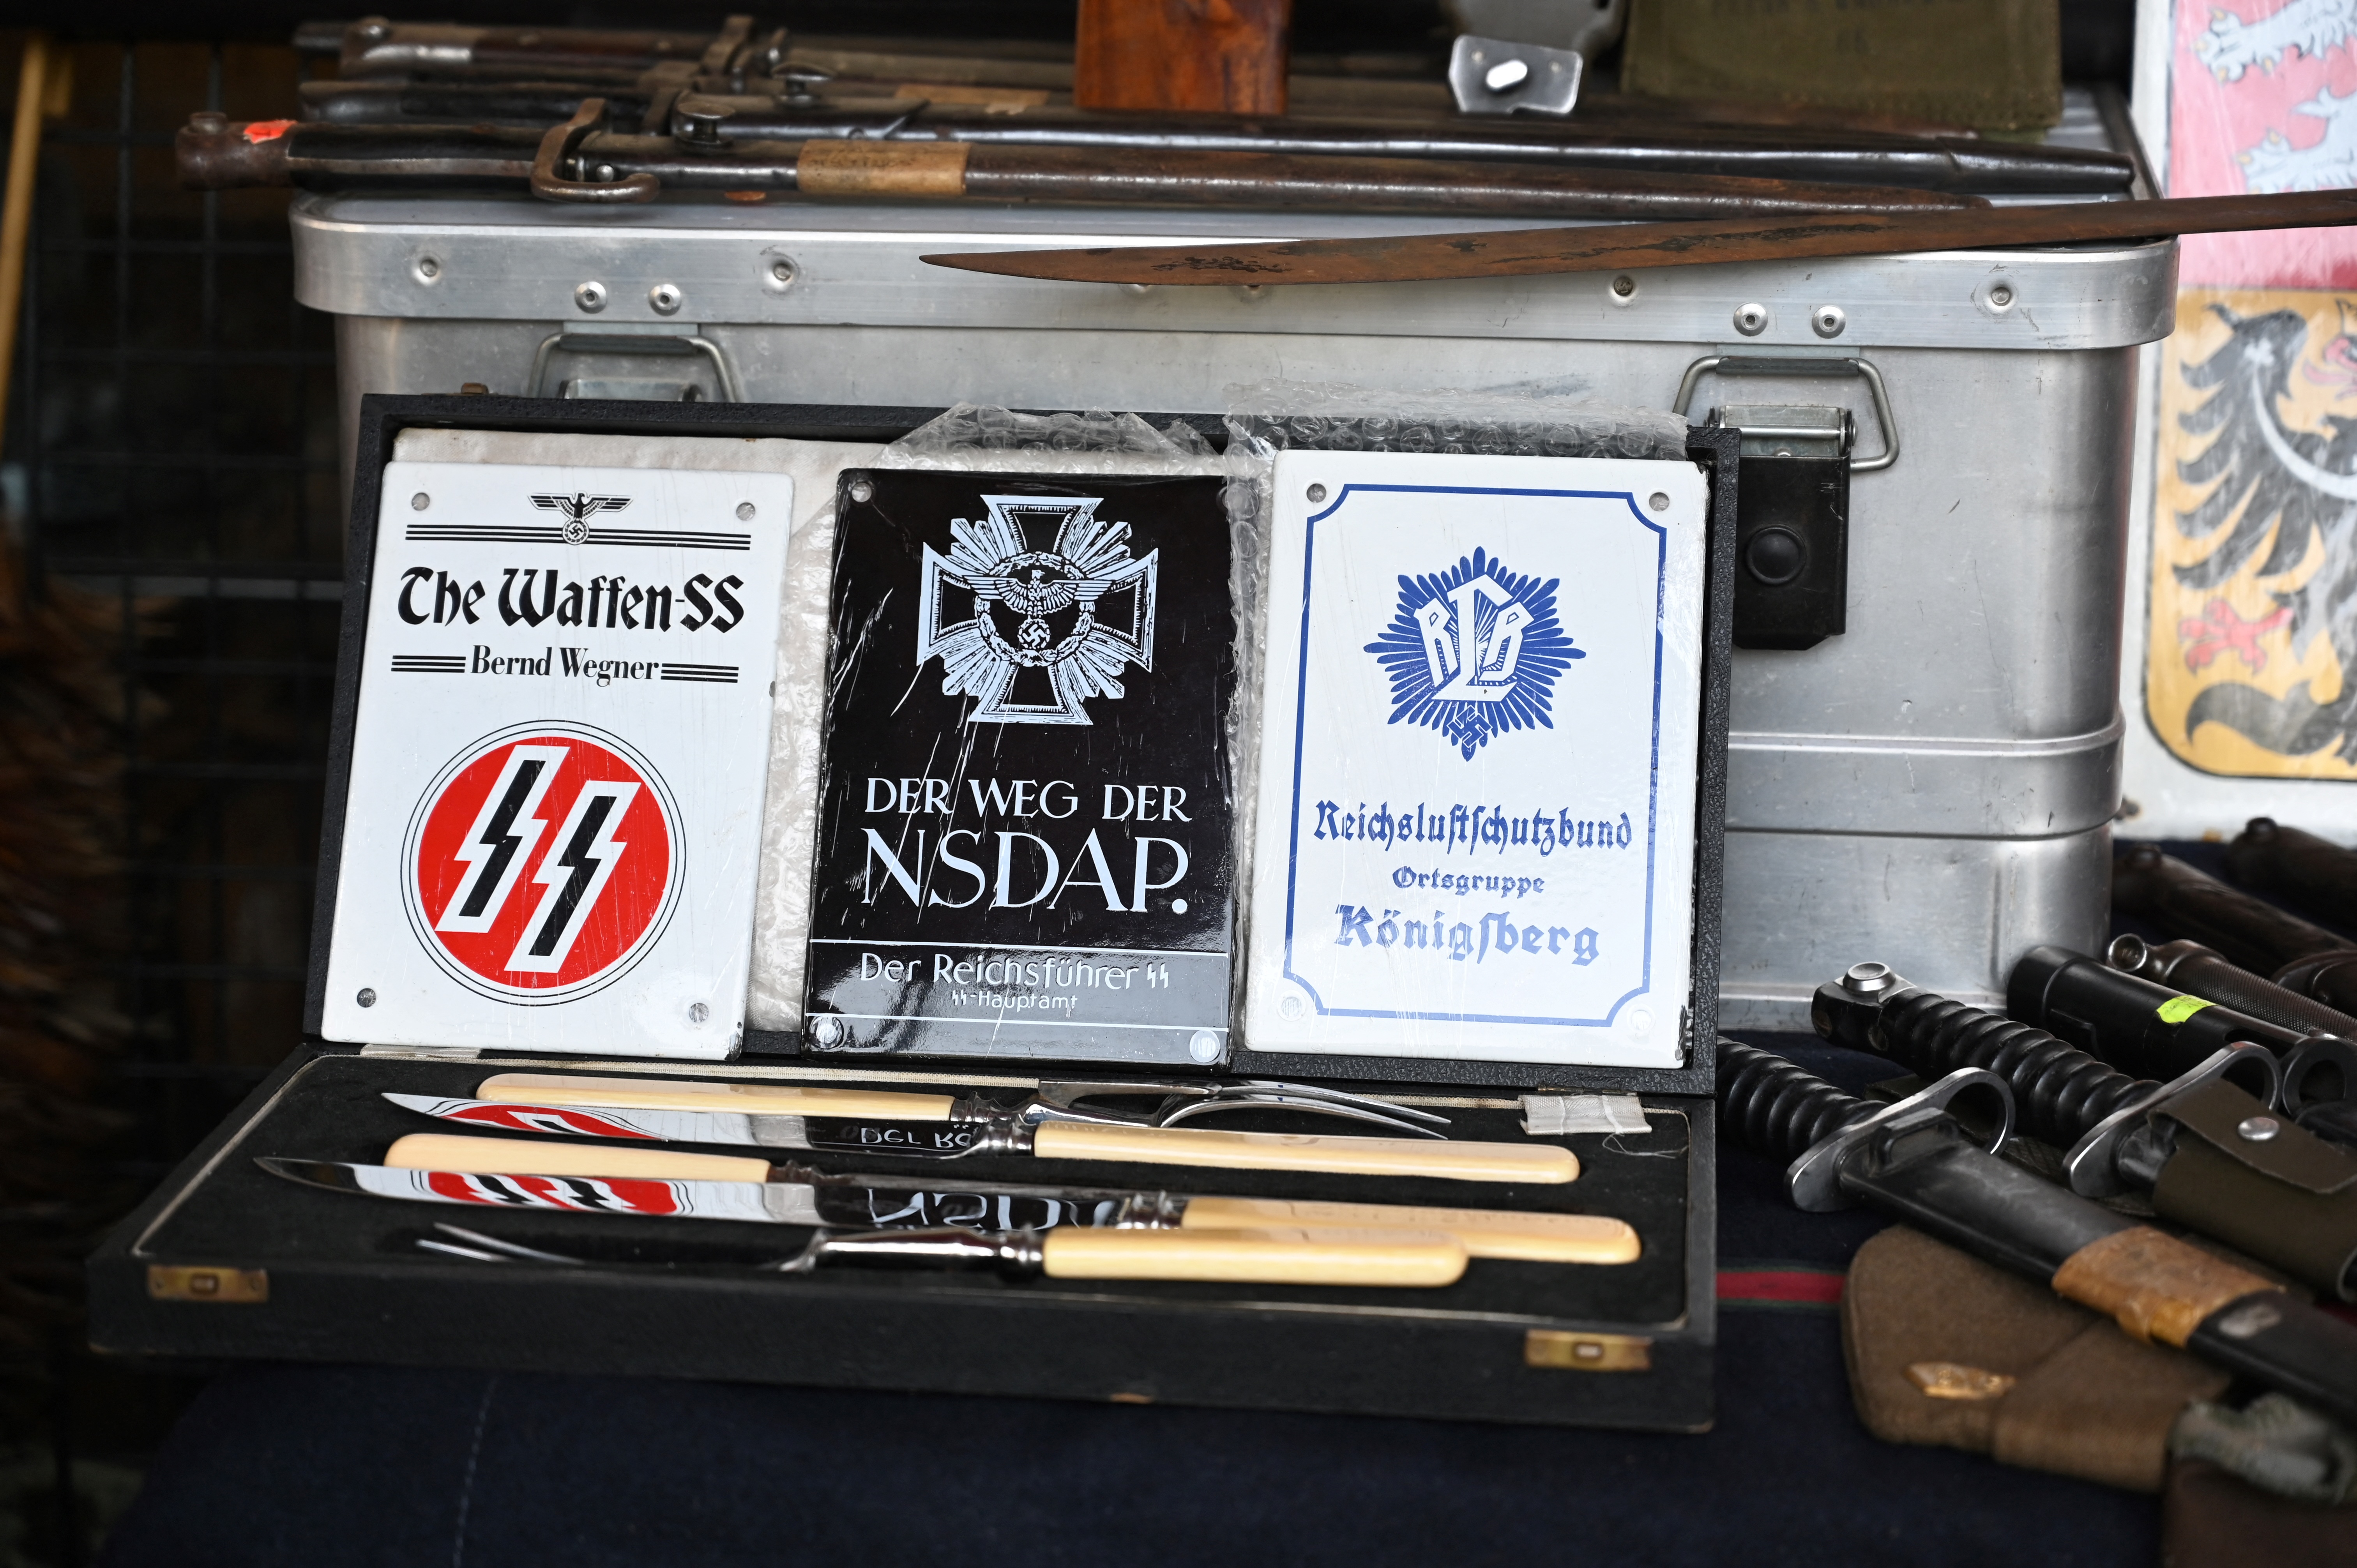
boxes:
[1673,354,1898,473]
[528,327,743,402]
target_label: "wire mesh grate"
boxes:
[19,39,336,1174]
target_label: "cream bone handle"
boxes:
[1178,1196,1636,1264]
[1037,1227,1468,1286]
[475,1072,958,1122]
[1030,1122,1580,1184]
[386,1133,774,1183]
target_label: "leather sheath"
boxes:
[1842,1225,2230,1491]
[2165,1460,2357,1568]
[2152,1080,2357,1303]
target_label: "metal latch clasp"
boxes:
[1675,353,1897,651]
[1525,1329,1652,1371]
[147,1264,269,1303]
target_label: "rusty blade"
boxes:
[921,191,2357,286]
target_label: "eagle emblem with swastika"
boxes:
[399,723,682,1004]
[532,492,631,546]
[914,494,1157,725]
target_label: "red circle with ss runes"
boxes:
[407,730,677,999]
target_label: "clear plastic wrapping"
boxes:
[747,391,1692,1045]
[743,406,1231,1033]
[1216,381,1696,1035]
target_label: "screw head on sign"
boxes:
[1988,283,2014,309]
[1648,492,1670,512]
[1733,302,1768,336]
[1811,305,1847,339]
[736,501,755,520]
[769,258,795,285]
[848,480,874,504]
[2237,1115,2281,1142]
[1306,484,1327,503]
[357,988,377,1008]
[574,281,607,314]
[416,256,441,281]
[688,1002,710,1024]
[1188,1030,1222,1064]
[649,283,683,316]
[412,492,431,511]
[810,1016,845,1046]
[1611,275,1636,299]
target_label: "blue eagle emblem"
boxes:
[1364,547,1582,760]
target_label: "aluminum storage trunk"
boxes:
[290,89,2170,1030]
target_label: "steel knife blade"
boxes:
[260,1155,1136,1230]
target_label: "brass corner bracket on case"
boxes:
[147,1264,269,1303]
[1524,1329,1652,1372]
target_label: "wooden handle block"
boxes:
[1180,1197,1638,1264]
[1073,0,1291,116]
[475,1072,956,1121]
[384,1132,771,1184]
[1031,1122,1579,1184]
[1040,1226,1466,1286]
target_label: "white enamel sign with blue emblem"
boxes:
[1243,450,1709,1066]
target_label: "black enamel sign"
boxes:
[803,470,1236,1064]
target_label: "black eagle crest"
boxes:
[2175,304,2357,762]
[531,492,631,544]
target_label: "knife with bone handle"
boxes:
[257,1158,1468,1286]
[356,1132,1632,1262]
[388,1090,1577,1184]
[469,1070,1452,1135]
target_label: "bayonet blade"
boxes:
[921,190,2357,288]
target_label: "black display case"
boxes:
[88,395,1736,1429]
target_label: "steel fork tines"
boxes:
[1034,1078,1451,1138]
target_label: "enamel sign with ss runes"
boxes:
[1244,450,1708,1066]
[804,470,1236,1065]
[320,457,790,1056]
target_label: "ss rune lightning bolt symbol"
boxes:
[505,781,638,973]
[436,745,567,934]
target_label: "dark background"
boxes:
[0,1,2139,1563]
[0,1,2145,83]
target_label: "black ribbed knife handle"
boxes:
[1848,985,2150,1149]
[1717,1040,1874,1164]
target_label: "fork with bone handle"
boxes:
[411,1076,1578,1184]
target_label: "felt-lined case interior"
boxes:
[91,1046,1713,1428]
